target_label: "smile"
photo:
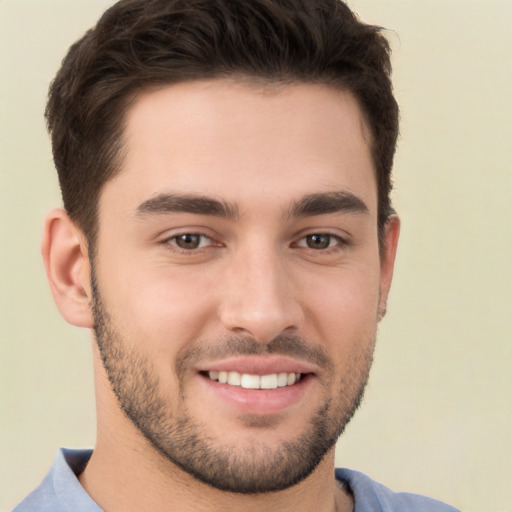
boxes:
[206,371,303,390]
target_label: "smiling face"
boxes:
[88,80,398,493]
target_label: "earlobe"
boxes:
[378,215,400,321]
[41,209,94,328]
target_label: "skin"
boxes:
[42,79,400,512]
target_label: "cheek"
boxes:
[97,256,220,349]
[300,264,381,352]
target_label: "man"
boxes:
[14,0,459,511]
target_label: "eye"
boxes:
[296,233,343,250]
[167,233,213,250]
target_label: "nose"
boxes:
[218,246,304,343]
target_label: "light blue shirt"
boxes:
[13,448,461,511]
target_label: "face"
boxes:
[90,80,397,493]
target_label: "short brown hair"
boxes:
[46,0,399,247]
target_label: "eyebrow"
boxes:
[135,190,368,220]
[287,191,369,218]
[136,193,239,219]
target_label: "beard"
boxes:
[90,270,375,494]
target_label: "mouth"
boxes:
[202,371,304,390]
[195,355,317,415]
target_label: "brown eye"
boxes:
[305,234,333,249]
[173,234,204,250]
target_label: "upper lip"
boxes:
[196,355,317,376]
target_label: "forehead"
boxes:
[102,79,377,217]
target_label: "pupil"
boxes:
[177,234,200,249]
[307,234,330,249]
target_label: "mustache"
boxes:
[175,334,334,377]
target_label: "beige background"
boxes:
[1,1,511,510]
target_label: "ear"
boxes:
[41,208,94,328]
[378,215,400,321]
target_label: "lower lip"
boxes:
[198,374,312,415]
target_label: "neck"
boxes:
[80,434,353,512]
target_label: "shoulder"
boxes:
[11,448,96,512]
[336,468,461,512]
[11,470,62,512]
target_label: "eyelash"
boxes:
[164,233,216,252]
[162,232,347,254]
[293,233,345,251]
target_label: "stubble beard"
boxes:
[90,272,376,494]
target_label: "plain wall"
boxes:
[1,1,511,510]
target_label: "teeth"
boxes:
[277,373,288,387]
[207,371,302,389]
[227,371,241,386]
[241,374,260,389]
[260,374,278,389]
